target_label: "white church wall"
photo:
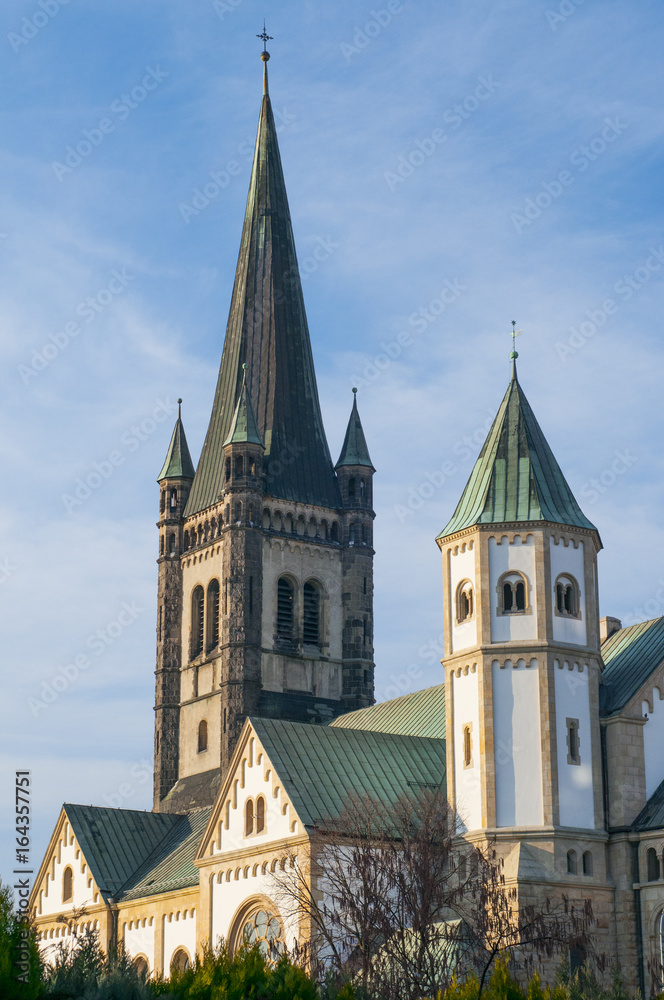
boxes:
[123,918,155,973]
[211,865,299,951]
[489,535,537,643]
[449,543,477,653]
[642,687,664,799]
[550,538,587,646]
[492,659,543,827]
[39,823,97,917]
[554,660,594,828]
[162,908,196,977]
[451,666,482,831]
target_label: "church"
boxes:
[29,49,664,994]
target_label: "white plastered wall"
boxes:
[123,918,155,973]
[489,534,537,643]
[554,660,594,828]
[211,866,299,952]
[643,687,664,799]
[451,666,482,831]
[449,542,477,653]
[38,820,98,917]
[162,909,197,976]
[492,659,543,827]
[550,538,587,646]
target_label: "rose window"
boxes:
[241,908,284,960]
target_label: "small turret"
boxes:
[221,365,265,518]
[335,387,375,512]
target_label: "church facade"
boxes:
[29,53,664,994]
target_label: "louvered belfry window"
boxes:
[276,578,294,639]
[191,586,204,657]
[303,582,320,645]
[207,580,220,651]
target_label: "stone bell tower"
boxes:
[153,52,375,813]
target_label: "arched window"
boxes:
[276,578,294,640]
[567,718,580,764]
[349,523,358,545]
[159,491,165,514]
[567,849,578,875]
[225,458,231,481]
[303,582,320,645]
[647,847,661,882]
[659,910,664,981]
[361,524,368,545]
[555,574,581,618]
[198,719,208,753]
[170,949,190,974]
[234,502,242,522]
[235,455,244,476]
[498,572,528,614]
[206,580,220,651]
[169,533,176,555]
[245,799,254,836]
[170,488,177,509]
[463,724,473,768]
[249,456,255,476]
[133,956,149,978]
[256,796,266,834]
[233,905,284,960]
[360,479,366,500]
[191,586,204,658]
[183,531,189,551]
[582,851,593,876]
[159,535,164,556]
[330,521,339,542]
[62,866,73,903]
[348,477,356,499]
[456,581,474,624]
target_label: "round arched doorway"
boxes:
[229,897,285,961]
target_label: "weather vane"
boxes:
[510,320,523,360]
[257,21,273,53]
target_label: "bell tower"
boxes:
[153,52,375,812]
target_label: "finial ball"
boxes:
[177,397,183,404]
[510,351,519,360]
[261,50,270,62]
[352,386,358,394]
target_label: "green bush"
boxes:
[163,943,317,1000]
[0,881,42,999]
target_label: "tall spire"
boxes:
[185,48,341,516]
[157,400,195,481]
[335,388,375,470]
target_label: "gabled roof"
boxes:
[157,402,195,482]
[335,391,374,471]
[63,805,180,898]
[184,59,340,515]
[117,809,211,901]
[250,717,446,829]
[223,371,263,447]
[438,365,598,540]
[632,778,664,831]
[330,684,446,739]
[600,617,664,716]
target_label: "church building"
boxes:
[29,50,664,995]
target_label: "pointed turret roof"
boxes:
[335,389,374,470]
[184,54,340,516]
[157,401,195,481]
[223,367,263,447]
[438,364,598,540]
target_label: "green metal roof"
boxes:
[63,805,180,898]
[335,392,374,470]
[157,405,195,482]
[250,717,446,829]
[223,374,263,447]
[184,61,340,515]
[330,684,446,739]
[632,779,664,831]
[118,809,211,901]
[438,365,598,539]
[600,617,664,716]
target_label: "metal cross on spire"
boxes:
[257,21,273,52]
[510,320,523,360]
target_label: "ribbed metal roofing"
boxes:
[118,809,211,900]
[157,408,195,482]
[335,392,375,470]
[330,684,446,739]
[251,717,446,829]
[438,366,598,539]
[600,617,664,715]
[632,778,664,831]
[184,62,340,515]
[63,805,179,898]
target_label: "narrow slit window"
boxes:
[277,578,294,640]
[463,724,473,768]
[647,847,661,882]
[191,586,204,658]
[567,850,577,875]
[567,718,580,765]
[256,796,265,834]
[206,580,220,651]
[198,719,208,753]
[62,866,73,903]
[245,799,254,837]
[303,582,320,645]
[582,851,593,876]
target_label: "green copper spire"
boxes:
[223,366,263,447]
[157,400,195,482]
[184,49,340,516]
[437,367,599,540]
[335,389,375,470]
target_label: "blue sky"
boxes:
[1,0,663,886]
